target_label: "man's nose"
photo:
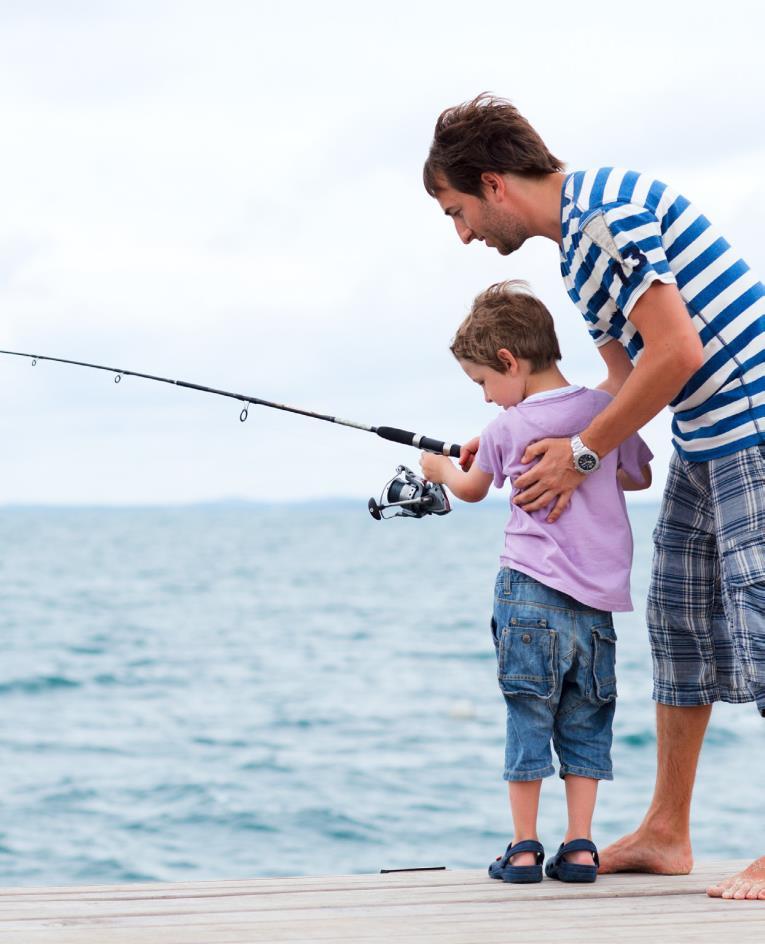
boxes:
[455,218,475,244]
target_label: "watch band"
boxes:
[570,434,601,474]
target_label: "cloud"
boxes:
[0,1,761,502]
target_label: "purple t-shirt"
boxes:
[476,386,653,612]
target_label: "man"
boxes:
[423,94,765,900]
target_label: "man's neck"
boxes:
[510,171,567,244]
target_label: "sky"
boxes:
[0,0,764,503]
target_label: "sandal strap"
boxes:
[501,839,544,865]
[558,838,599,865]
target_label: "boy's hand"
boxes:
[459,436,480,471]
[419,452,453,484]
[422,449,493,503]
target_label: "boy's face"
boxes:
[458,353,527,409]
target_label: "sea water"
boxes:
[0,501,760,886]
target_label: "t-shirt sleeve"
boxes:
[617,431,653,484]
[580,202,677,319]
[475,417,509,489]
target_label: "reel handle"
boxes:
[375,426,461,458]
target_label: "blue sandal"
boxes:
[544,839,599,883]
[488,840,545,883]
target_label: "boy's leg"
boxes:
[553,609,614,864]
[491,569,560,867]
[563,775,599,865]
[506,780,543,867]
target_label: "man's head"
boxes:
[450,280,561,408]
[424,94,564,253]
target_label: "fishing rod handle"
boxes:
[375,426,462,459]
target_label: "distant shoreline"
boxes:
[0,497,662,510]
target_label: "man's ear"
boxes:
[496,348,519,373]
[480,172,506,202]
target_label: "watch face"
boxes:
[577,453,598,472]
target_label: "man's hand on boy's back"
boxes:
[513,438,583,523]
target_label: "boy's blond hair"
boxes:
[450,280,561,373]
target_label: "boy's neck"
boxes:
[523,364,572,400]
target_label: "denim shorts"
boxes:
[647,447,765,714]
[492,568,616,782]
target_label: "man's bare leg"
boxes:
[598,703,712,874]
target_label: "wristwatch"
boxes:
[570,434,601,474]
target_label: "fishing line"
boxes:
[0,349,462,519]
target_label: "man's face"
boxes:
[434,174,529,256]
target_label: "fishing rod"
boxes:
[0,348,460,521]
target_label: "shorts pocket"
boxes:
[497,618,557,699]
[721,536,765,588]
[590,620,617,702]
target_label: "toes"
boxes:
[733,885,751,900]
[706,884,724,898]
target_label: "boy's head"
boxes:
[451,280,561,371]
[450,281,562,408]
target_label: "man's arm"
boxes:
[513,282,703,521]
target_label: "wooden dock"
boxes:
[0,861,762,943]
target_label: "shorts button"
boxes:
[522,633,531,643]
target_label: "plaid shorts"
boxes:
[647,445,765,714]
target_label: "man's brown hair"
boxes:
[451,280,561,373]
[424,93,564,198]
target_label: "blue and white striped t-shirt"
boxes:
[559,168,765,460]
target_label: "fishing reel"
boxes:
[368,465,451,521]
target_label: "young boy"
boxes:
[420,280,652,884]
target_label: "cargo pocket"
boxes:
[721,535,765,588]
[490,616,499,651]
[497,618,557,699]
[720,536,765,689]
[590,620,617,703]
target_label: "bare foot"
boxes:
[707,857,765,900]
[565,849,596,866]
[598,828,693,875]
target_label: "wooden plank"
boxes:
[0,862,760,944]
[0,859,746,902]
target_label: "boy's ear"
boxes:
[496,348,518,373]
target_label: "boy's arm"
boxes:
[617,463,652,491]
[596,339,633,396]
[420,452,493,503]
